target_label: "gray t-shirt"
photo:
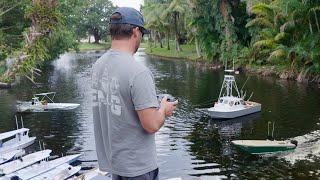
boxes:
[92,49,159,177]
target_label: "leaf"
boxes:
[267,48,287,61]
[250,3,274,18]
[246,17,273,28]
[253,39,276,49]
[274,32,287,42]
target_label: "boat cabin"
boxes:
[0,128,30,147]
[218,97,245,107]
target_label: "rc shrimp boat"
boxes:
[207,70,261,119]
[16,92,80,112]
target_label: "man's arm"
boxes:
[137,96,177,134]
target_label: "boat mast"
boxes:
[218,58,240,98]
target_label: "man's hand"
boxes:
[137,96,178,134]
[160,96,178,117]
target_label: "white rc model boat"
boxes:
[207,70,261,119]
[0,117,36,154]
[0,129,36,155]
[32,163,81,180]
[6,153,82,179]
[0,149,52,175]
[16,92,80,112]
[0,149,25,165]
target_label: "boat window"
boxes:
[219,99,223,103]
[223,100,228,104]
[240,100,245,105]
[235,101,239,105]
[229,101,234,106]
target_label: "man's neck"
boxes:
[111,40,134,55]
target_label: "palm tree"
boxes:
[162,0,189,52]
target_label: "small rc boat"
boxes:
[16,92,80,112]
[232,122,298,154]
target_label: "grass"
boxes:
[145,42,201,61]
[78,42,110,51]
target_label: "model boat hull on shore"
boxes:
[32,164,81,180]
[0,150,25,165]
[0,128,36,154]
[208,101,261,119]
[7,154,81,179]
[232,140,297,154]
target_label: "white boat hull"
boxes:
[73,168,111,180]
[0,150,25,165]
[32,164,81,180]
[0,150,52,175]
[7,154,81,179]
[17,103,80,112]
[208,102,261,119]
[0,137,36,154]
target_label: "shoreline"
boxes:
[146,51,320,86]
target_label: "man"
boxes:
[92,7,178,180]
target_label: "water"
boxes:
[1,49,320,179]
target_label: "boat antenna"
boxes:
[240,77,250,92]
[39,141,42,151]
[15,115,19,129]
[272,122,275,139]
[267,121,270,137]
[267,121,274,140]
[21,116,24,128]
[247,92,254,101]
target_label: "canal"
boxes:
[0,49,320,179]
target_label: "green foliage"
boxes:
[79,0,115,43]
[0,0,30,62]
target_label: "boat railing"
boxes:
[34,92,56,103]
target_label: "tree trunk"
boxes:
[166,31,170,50]
[220,0,232,51]
[174,12,181,52]
[158,32,163,48]
[151,31,156,47]
[195,37,201,57]
[92,27,100,44]
[88,35,91,43]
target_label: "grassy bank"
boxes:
[78,42,110,51]
[145,43,200,61]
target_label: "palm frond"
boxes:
[253,39,276,49]
[280,21,295,32]
[250,3,274,18]
[267,48,287,62]
[246,17,273,28]
[274,32,287,42]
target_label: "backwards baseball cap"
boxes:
[110,7,150,35]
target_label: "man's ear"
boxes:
[132,27,139,38]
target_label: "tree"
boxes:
[0,0,30,62]
[163,0,189,52]
[82,0,115,44]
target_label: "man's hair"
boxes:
[110,13,135,40]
